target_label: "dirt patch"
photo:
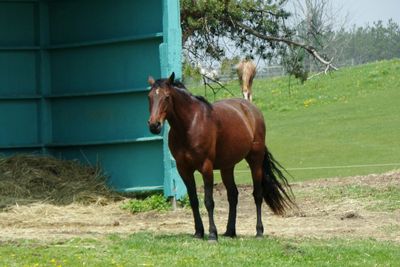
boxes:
[0,171,399,243]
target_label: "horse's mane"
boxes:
[193,95,213,109]
[155,78,213,109]
[178,83,213,109]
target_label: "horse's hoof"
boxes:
[193,232,204,239]
[223,231,237,238]
[208,239,218,244]
[208,233,218,242]
[255,233,264,239]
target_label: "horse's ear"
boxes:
[148,76,155,86]
[167,72,175,85]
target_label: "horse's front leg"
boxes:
[178,168,204,239]
[201,160,218,241]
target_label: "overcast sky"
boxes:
[334,0,400,26]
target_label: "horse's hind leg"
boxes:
[246,152,265,237]
[221,167,238,237]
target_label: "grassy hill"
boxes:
[189,59,400,182]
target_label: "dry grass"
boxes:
[1,171,399,243]
[1,154,399,244]
[0,154,123,209]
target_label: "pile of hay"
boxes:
[0,155,123,209]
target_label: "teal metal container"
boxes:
[0,0,186,199]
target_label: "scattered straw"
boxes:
[0,154,123,209]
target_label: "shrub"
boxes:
[121,194,171,213]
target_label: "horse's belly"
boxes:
[213,154,248,169]
[213,137,253,169]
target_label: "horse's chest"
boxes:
[182,151,197,164]
[170,142,209,167]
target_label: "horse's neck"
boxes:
[167,89,206,134]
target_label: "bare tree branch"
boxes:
[307,58,334,80]
[232,20,338,71]
[201,74,235,100]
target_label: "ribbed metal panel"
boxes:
[0,0,185,199]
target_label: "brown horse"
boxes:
[236,59,257,102]
[147,73,293,241]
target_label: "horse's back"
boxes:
[214,98,260,116]
[214,98,264,134]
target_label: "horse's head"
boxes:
[147,72,175,134]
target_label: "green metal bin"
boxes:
[0,0,185,199]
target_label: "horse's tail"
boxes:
[262,147,295,215]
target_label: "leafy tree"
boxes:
[181,0,337,80]
[330,19,400,65]
[182,59,202,83]
[220,56,240,78]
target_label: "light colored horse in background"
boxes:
[236,60,256,102]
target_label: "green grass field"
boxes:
[190,59,400,183]
[1,234,399,266]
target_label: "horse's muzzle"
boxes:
[149,121,162,134]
